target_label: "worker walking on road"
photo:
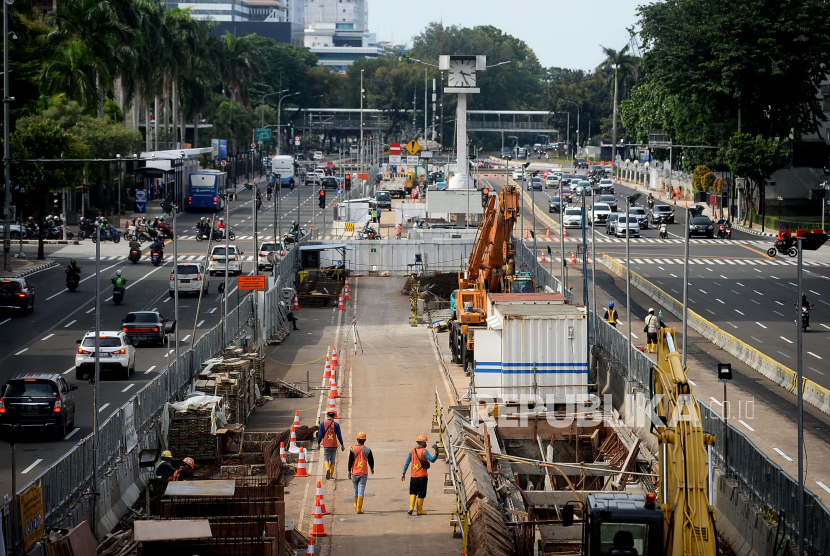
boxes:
[317,410,345,480]
[401,434,439,515]
[604,302,618,328]
[154,450,176,479]
[645,308,659,353]
[348,432,375,514]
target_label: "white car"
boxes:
[75,330,135,380]
[258,241,283,270]
[512,168,526,181]
[0,219,24,239]
[170,263,208,296]
[563,208,584,228]
[591,203,612,225]
[597,178,615,193]
[209,245,243,276]
[615,215,641,238]
[313,151,323,161]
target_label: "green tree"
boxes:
[724,133,788,227]
[692,165,711,191]
[217,32,267,106]
[599,45,638,162]
[40,40,110,111]
[11,121,88,258]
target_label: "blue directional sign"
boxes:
[336,187,344,195]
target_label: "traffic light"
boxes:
[344,174,351,190]
[481,187,490,208]
[318,189,326,208]
[161,200,172,214]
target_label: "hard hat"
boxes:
[326,410,336,417]
[219,217,224,221]
[159,215,165,221]
[70,259,76,265]
[116,270,122,276]
[648,308,655,314]
[417,434,428,443]
[161,450,172,458]
[183,457,195,468]
[201,216,205,221]
[356,431,367,440]
[608,302,614,308]
[28,216,32,220]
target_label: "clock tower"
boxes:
[439,55,486,190]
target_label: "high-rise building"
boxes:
[303,0,379,74]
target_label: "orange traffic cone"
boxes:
[571,251,576,264]
[306,536,315,555]
[323,356,331,379]
[545,228,550,239]
[524,229,529,239]
[331,345,339,367]
[293,410,301,429]
[293,294,300,310]
[344,277,350,288]
[328,397,338,418]
[344,287,350,301]
[289,425,300,454]
[329,375,341,399]
[280,442,287,464]
[295,448,310,477]
[563,229,568,238]
[540,251,546,263]
[316,481,331,515]
[310,500,327,536]
[337,294,344,310]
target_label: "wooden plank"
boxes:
[164,479,236,497]
[483,423,493,475]
[505,508,529,518]
[134,520,212,542]
[607,439,640,491]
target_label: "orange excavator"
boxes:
[448,183,534,373]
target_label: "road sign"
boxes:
[406,155,419,165]
[238,275,267,291]
[389,155,402,165]
[420,150,433,158]
[255,128,272,141]
[250,142,257,150]
[405,140,421,155]
[346,222,355,232]
[336,187,344,195]
[389,142,402,155]
[358,173,369,180]
[220,159,227,168]
[295,135,300,141]
[295,140,300,146]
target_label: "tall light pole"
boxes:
[261,90,286,152]
[3,0,13,272]
[359,70,364,178]
[682,206,694,366]
[564,100,580,153]
[276,92,298,155]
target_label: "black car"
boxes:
[575,158,589,169]
[599,194,618,212]
[689,215,715,238]
[0,373,77,438]
[122,311,175,346]
[0,278,35,314]
[549,197,566,213]
[527,177,544,191]
[650,205,675,224]
[321,177,339,190]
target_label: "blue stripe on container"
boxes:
[474,368,589,375]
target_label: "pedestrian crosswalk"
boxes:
[536,237,768,246]
[88,255,260,262]
[537,256,830,267]
[175,234,272,241]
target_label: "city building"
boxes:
[303,0,379,74]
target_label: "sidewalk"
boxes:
[250,277,462,555]
[0,257,57,278]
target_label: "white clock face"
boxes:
[448,58,476,87]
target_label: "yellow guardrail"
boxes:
[433,389,469,551]
[602,254,830,415]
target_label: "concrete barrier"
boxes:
[603,254,830,416]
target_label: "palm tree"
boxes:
[40,40,110,110]
[600,44,639,162]
[218,32,266,107]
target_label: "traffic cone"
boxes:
[344,287,350,301]
[331,345,339,367]
[323,355,332,379]
[288,425,300,454]
[545,228,550,239]
[293,294,300,310]
[328,397,338,418]
[563,229,567,237]
[316,481,331,515]
[310,500,327,536]
[329,375,341,399]
[540,251,546,263]
[344,277,350,289]
[280,442,287,464]
[337,294,344,310]
[524,229,529,239]
[295,448,310,477]
[293,410,301,429]
[306,536,315,555]
[571,251,576,264]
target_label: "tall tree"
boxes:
[599,45,638,162]
[724,133,788,227]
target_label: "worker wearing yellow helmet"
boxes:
[401,434,439,515]
[154,450,176,479]
[348,432,374,514]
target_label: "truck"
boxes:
[379,176,407,198]
[270,155,296,189]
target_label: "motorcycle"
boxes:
[65,274,79,292]
[195,228,235,242]
[802,304,814,332]
[767,239,798,258]
[357,228,380,240]
[256,197,263,210]
[266,190,272,201]
[647,197,654,210]
[91,227,121,243]
[128,248,141,264]
[113,287,124,305]
[150,248,163,266]
[717,223,732,240]
[78,221,97,240]
[157,224,174,240]
[659,222,668,239]
[283,229,306,245]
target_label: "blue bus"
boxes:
[187,170,227,212]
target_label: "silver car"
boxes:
[615,216,641,238]
[169,263,208,296]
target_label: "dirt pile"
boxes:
[402,272,458,301]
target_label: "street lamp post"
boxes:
[261,90,286,153]
[276,92,299,155]
[3,0,13,273]
[564,100,580,153]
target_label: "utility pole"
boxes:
[360,70,364,179]
[424,67,428,141]
[92,223,101,538]
[3,0,12,272]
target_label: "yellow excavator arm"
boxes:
[653,328,718,556]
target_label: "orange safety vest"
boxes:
[172,467,187,481]
[321,419,339,448]
[351,445,369,476]
[409,447,428,478]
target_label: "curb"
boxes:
[602,253,830,416]
[731,223,776,238]
[5,260,58,279]
[11,240,81,245]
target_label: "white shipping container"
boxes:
[474,300,588,404]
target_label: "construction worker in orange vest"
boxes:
[401,434,439,515]
[347,431,375,514]
[317,410,345,480]
[172,457,194,481]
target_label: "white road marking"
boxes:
[736,282,745,287]
[699,289,707,294]
[726,322,738,328]
[709,397,722,406]
[46,290,64,301]
[817,481,830,495]
[778,351,791,359]
[734,309,744,315]
[706,309,715,315]
[181,335,191,342]
[630,333,638,339]
[64,428,81,440]
[716,298,725,304]
[738,420,755,432]
[754,290,764,296]
[209,308,217,314]
[197,320,204,327]
[121,383,135,393]
[64,320,76,328]
[822,324,830,331]
[144,365,156,375]
[780,336,793,344]
[98,403,110,412]
[808,351,822,359]
[41,334,54,341]
[670,273,677,278]
[688,379,696,386]
[86,307,95,313]
[755,322,767,328]
[773,310,784,316]
[163,297,171,303]
[773,448,794,462]
[775,301,784,305]
[14,348,27,355]
[770,275,779,280]
[21,459,42,474]
[63,367,74,375]
[810,367,826,376]
[810,290,821,296]
[0,318,10,326]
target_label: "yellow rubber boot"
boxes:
[357,496,364,514]
[353,496,358,509]
[416,498,426,515]
[407,494,416,515]
[329,464,335,479]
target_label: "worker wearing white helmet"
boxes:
[645,308,659,353]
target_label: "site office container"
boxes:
[475,293,588,406]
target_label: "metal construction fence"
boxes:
[16,246,299,542]
[515,241,572,303]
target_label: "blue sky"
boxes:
[371,0,646,71]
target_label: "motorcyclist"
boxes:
[289,220,299,238]
[647,193,654,209]
[361,218,374,237]
[216,217,226,238]
[266,184,273,199]
[151,236,164,256]
[197,216,210,237]
[129,235,141,252]
[66,259,81,279]
[803,293,811,311]
[25,216,37,236]
[111,269,127,289]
